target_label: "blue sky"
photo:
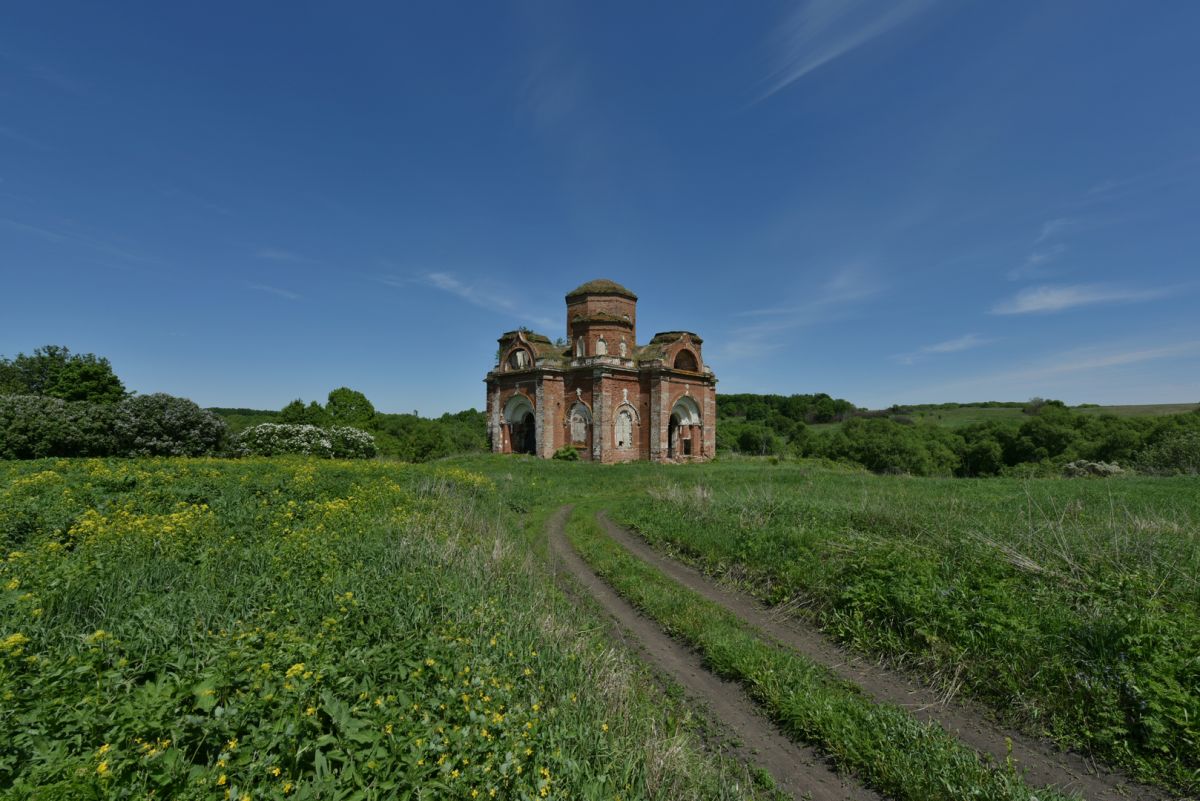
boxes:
[3,2,1198,414]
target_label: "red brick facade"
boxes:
[485,280,717,463]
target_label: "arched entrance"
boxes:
[503,395,537,455]
[668,396,701,459]
[517,412,536,454]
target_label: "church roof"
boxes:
[648,331,703,345]
[565,279,638,301]
[570,311,634,327]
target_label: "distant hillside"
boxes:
[812,401,1200,431]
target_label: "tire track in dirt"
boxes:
[596,511,1170,801]
[547,506,879,801]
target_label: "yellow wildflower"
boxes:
[1,633,29,652]
[285,662,305,679]
[96,761,109,776]
[217,774,227,786]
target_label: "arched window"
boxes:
[619,339,628,358]
[508,349,530,370]
[615,409,633,450]
[567,403,591,445]
[575,337,585,358]
[596,337,607,356]
[674,349,699,371]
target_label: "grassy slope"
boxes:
[0,458,776,801]
[607,461,1200,794]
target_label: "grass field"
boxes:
[606,462,1200,792]
[3,454,1198,798]
[0,458,777,801]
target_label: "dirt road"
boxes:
[596,511,1168,801]
[547,506,880,801]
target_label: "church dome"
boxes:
[565,279,637,301]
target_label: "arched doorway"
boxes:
[517,412,536,454]
[503,395,537,455]
[668,396,701,459]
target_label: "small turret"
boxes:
[565,279,637,359]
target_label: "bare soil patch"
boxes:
[597,511,1170,801]
[547,507,879,801]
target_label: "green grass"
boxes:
[6,453,1197,798]
[565,507,1073,801]
[0,457,777,801]
[609,461,1200,793]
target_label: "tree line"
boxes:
[718,393,1200,476]
[4,346,1196,474]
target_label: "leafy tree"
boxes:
[960,436,1004,476]
[280,399,328,426]
[0,345,126,403]
[325,387,375,428]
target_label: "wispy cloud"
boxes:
[992,283,1168,315]
[248,283,301,301]
[721,264,883,358]
[1033,217,1079,245]
[894,333,994,365]
[1008,242,1066,280]
[521,48,585,129]
[758,0,938,102]
[1081,156,1200,206]
[255,247,307,262]
[379,272,556,331]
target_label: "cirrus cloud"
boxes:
[991,284,1168,315]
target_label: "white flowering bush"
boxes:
[112,393,227,457]
[328,425,377,459]
[234,423,376,459]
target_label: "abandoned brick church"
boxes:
[486,280,717,462]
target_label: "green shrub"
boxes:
[112,394,227,457]
[0,395,116,459]
[552,445,579,461]
[1134,429,1200,475]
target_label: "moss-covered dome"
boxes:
[565,279,637,301]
